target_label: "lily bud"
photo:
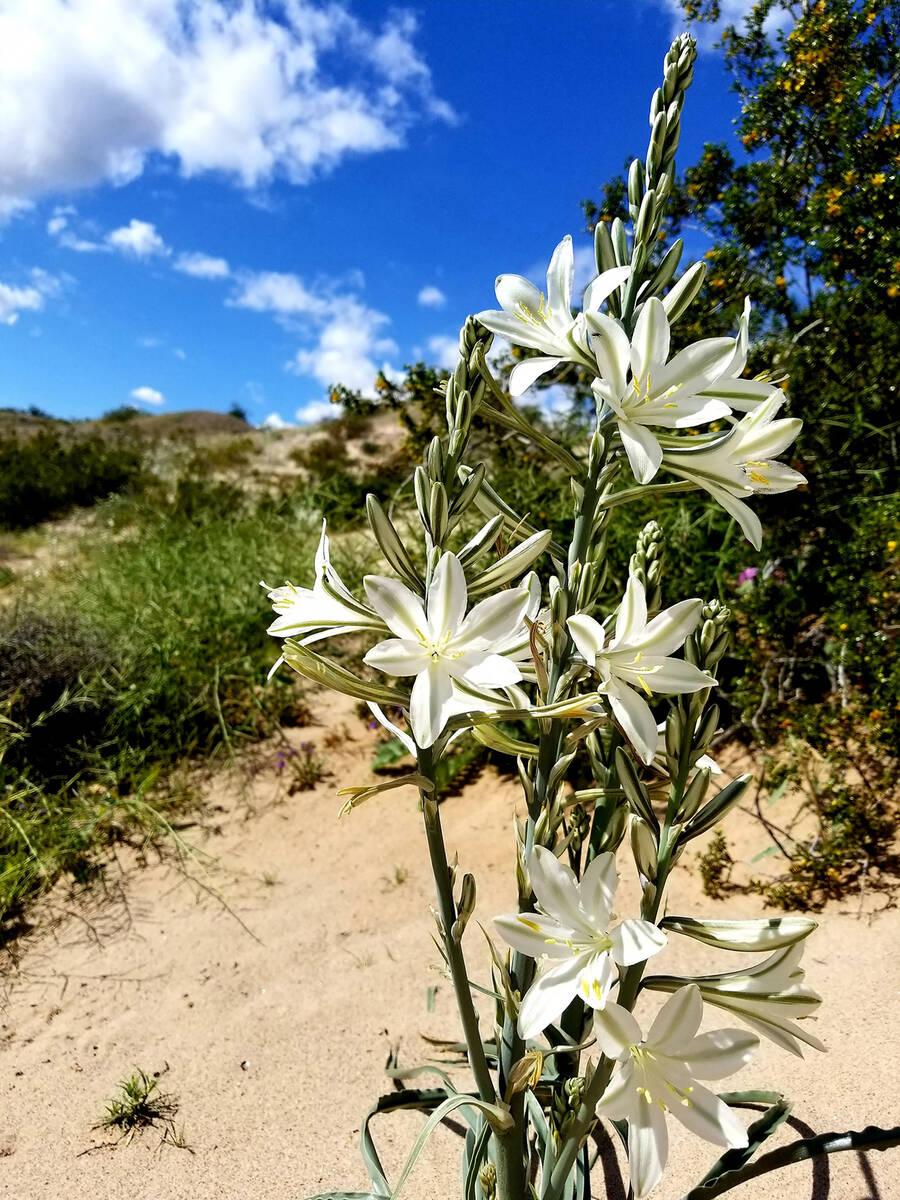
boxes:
[428,480,449,545]
[679,765,711,821]
[426,435,444,482]
[451,872,476,943]
[662,261,707,322]
[630,814,659,884]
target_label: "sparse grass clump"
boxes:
[98,1066,188,1148]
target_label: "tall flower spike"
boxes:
[363,551,528,749]
[476,235,630,397]
[567,575,714,764]
[494,845,666,1039]
[661,394,806,550]
[587,297,736,483]
[594,985,757,1198]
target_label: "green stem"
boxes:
[417,745,497,1108]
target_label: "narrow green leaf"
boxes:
[694,1096,792,1189]
[682,1123,900,1199]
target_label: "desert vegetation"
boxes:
[1,1,899,1196]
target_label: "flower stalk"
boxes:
[262,31,848,1200]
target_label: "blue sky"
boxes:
[0,0,748,427]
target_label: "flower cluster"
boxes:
[268,34,828,1200]
[477,247,805,549]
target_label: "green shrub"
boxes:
[0,430,144,529]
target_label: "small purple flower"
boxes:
[737,567,758,585]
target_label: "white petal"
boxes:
[364,575,428,640]
[580,851,617,928]
[576,951,618,1011]
[663,916,817,953]
[583,265,631,314]
[682,1029,759,1079]
[495,272,544,317]
[615,574,648,645]
[595,1060,639,1120]
[546,235,574,322]
[509,356,562,397]
[475,308,551,347]
[408,662,454,749]
[493,911,575,960]
[619,420,663,484]
[700,376,777,410]
[528,845,584,927]
[367,702,415,756]
[451,651,521,690]
[607,681,659,765]
[616,656,714,696]
[426,552,467,639]
[593,1001,642,1057]
[647,984,703,1053]
[363,638,430,677]
[668,1080,749,1149]
[638,598,702,656]
[567,612,606,663]
[517,953,587,1039]
[704,483,764,550]
[627,1093,669,1198]
[455,587,528,647]
[660,397,732,428]
[651,336,736,401]
[631,296,670,383]
[610,919,667,967]
[587,309,630,396]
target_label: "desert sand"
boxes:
[1,692,898,1199]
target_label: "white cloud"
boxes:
[426,334,459,371]
[0,282,45,326]
[287,299,397,395]
[0,268,61,324]
[130,384,165,405]
[418,284,446,308]
[173,347,186,360]
[260,411,294,430]
[137,335,162,348]
[174,251,230,279]
[294,399,338,426]
[0,0,453,212]
[107,219,169,257]
[653,0,790,44]
[46,207,106,251]
[229,270,329,317]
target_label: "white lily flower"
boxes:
[644,943,824,1058]
[476,234,630,397]
[594,985,757,1198]
[263,521,384,674]
[494,845,666,1039]
[362,551,528,749]
[661,394,806,550]
[567,576,714,765]
[587,297,736,483]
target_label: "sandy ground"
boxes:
[1,693,899,1200]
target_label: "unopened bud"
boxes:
[451,872,476,943]
[479,1163,497,1199]
[630,814,659,884]
[680,766,711,821]
[426,435,444,481]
